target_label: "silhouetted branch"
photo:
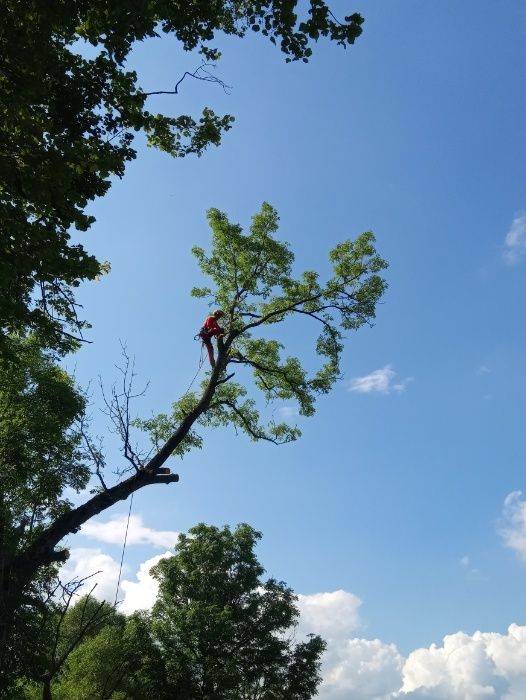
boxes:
[144,63,231,97]
[100,343,149,473]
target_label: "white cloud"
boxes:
[477,365,491,375]
[503,212,526,264]
[81,513,180,549]
[61,548,170,614]
[61,548,122,603]
[399,626,526,700]
[499,491,526,560]
[294,590,526,700]
[296,590,403,700]
[120,551,171,614]
[320,638,404,700]
[297,590,362,639]
[348,365,413,395]
[315,623,526,700]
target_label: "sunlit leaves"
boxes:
[0,337,89,548]
[141,203,387,457]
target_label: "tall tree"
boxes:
[1,202,387,688]
[0,336,90,689]
[150,523,326,699]
[0,1,364,351]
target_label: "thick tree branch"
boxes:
[13,357,232,583]
[15,468,179,580]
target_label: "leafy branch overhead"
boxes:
[137,202,388,451]
[0,1,364,353]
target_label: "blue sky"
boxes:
[64,2,526,696]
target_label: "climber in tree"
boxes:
[199,309,225,367]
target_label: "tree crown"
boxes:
[137,202,388,451]
[150,523,326,699]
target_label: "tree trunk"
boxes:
[42,677,52,700]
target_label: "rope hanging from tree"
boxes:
[114,492,134,607]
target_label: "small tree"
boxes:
[50,611,166,700]
[151,523,326,699]
[20,586,115,700]
[19,599,166,700]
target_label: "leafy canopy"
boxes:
[17,525,325,699]
[18,598,166,700]
[0,1,364,352]
[0,337,89,547]
[150,523,326,699]
[138,202,388,453]
[0,337,91,690]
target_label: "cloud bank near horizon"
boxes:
[62,539,526,700]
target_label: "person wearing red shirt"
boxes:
[199,310,225,367]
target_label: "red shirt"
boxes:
[202,315,222,337]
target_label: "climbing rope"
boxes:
[114,491,133,607]
[183,343,205,396]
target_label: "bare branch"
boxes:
[37,574,113,687]
[53,583,108,672]
[144,63,231,97]
[100,343,149,474]
[78,413,108,491]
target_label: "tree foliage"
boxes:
[150,523,326,699]
[0,0,364,351]
[18,600,166,700]
[139,202,388,448]
[0,338,90,690]
[0,337,88,541]
[20,524,325,700]
[51,611,166,700]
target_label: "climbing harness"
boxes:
[194,327,207,342]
